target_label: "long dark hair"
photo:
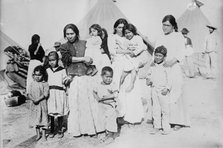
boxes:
[31,34,40,45]
[89,24,102,38]
[33,65,48,82]
[123,23,138,36]
[101,28,111,60]
[162,15,178,32]
[63,23,80,42]
[113,18,128,34]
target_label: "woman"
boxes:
[118,23,148,124]
[59,24,103,137]
[155,15,190,130]
[107,18,133,118]
[26,34,45,92]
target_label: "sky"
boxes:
[0,0,222,49]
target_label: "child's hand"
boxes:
[161,88,169,96]
[84,56,93,65]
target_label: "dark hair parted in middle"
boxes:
[162,15,178,32]
[63,23,80,42]
[113,18,128,34]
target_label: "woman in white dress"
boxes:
[155,15,190,130]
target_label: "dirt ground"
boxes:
[1,76,223,148]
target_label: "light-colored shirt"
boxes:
[204,32,218,52]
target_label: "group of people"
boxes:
[26,15,196,142]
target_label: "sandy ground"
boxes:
[1,76,223,148]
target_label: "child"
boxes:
[117,24,147,92]
[93,66,119,140]
[46,51,69,138]
[27,65,49,141]
[85,24,111,76]
[146,45,171,135]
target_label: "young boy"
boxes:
[93,66,119,140]
[146,45,171,135]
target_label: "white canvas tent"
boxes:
[59,0,154,53]
[177,1,210,52]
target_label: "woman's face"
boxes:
[66,28,76,43]
[115,23,124,36]
[162,21,174,35]
[125,29,134,40]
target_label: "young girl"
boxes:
[146,46,171,135]
[46,51,69,138]
[93,66,119,140]
[85,24,111,76]
[27,65,49,141]
[118,23,147,90]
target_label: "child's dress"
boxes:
[28,81,49,127]
[123,35,147,70]
[93,82,118,133]
[47,66,69,116]
[85,36,111,73]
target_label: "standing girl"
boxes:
[27,65,49,141]
[47,51,69,138]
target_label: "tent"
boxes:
[177,1,210,52]
[0,30,28,91]
[59,0,154,54]
[0,30,24,70]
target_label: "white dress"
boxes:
[47,67,69,116]
[85,36,111,73]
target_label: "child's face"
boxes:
[33,71,43,82]
[125,29,134,40]
[90,28,98,37]
[154,53,165,64]
[102,71,113,85]
[48,55,58,68]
